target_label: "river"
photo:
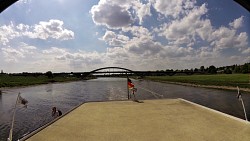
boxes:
[0,77,249,141]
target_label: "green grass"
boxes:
[145,74,250,89]
[0,75,81,88]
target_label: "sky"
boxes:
[0,0,249,73]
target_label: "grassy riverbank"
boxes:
[0,74,82,88]
[145,74,250,91]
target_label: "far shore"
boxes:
[0,79,83,91]
[0,74,96,91]
[143,74,250,93]
[146,80,250,93]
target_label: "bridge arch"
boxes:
[81,67,134,77]
[89,67,133,73]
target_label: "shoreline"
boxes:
[0,76,96,91]
[145,79,250,93]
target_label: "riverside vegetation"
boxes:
[0,69,100,88]
[0,74,82,88]
[145,74,250,92]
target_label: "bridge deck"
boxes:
[23,99,250,141]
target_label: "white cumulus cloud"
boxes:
[90,1,133,29]
[1,42,37,62]
[0,19,74,46]
[229,16,244,29]
[30,19,74,40]
[101,30,129,46]
[150,0,196,19]
[0,22,20,45]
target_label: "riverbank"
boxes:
[0,75,84,88]
[144,74,250,93]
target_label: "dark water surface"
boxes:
[0,78,249,141]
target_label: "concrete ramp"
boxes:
[22,99,250,141]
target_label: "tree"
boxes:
[242,63,250,73]
[208,65,217,74]
[224,68,232,74]
[200,66,205,72]
[233,65,241,73]
[45,71,53,79]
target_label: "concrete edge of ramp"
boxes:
[19,98,249,141]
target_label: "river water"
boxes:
[0,78,249,141]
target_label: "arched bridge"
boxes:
[89,67,133,73]
[55,67,201,78]
[76,67,134,77]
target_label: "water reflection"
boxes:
[0,78,249,141]
[135,80,250,120]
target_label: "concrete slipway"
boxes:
[21,99,250,141]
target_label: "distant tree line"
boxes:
[158,62,250,74]
[1,71,65,78]
[216,63,250,74]
[1,63,249,77]
[1,71,95,79]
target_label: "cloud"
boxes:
[1,43,106,72]
[242,48,250,54]
[156,3,208,45]
[125,37,162,57]
[1,47,25,62]
[106,47,128,58]
[42,47,66,54]
[210,28,248,50]
[90,1,133,29]
[150,0,196,19]
[207,17,247,50]
[99,26,162,58]
[19,42,37,54]
[42,47,105,69]
[0,22,20,45]
[122,26,151,38]
[154,3,248,53]
[132,1,151,24]
[0,19,74,45]
[160,46,194,58]
[90,0,153,28]
[1,42,37,62]
[101,30,129,46]
[229,16,244,29]
[30,19,74,40]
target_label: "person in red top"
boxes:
[128,78,137,101]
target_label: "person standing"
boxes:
[128,78,137,101]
